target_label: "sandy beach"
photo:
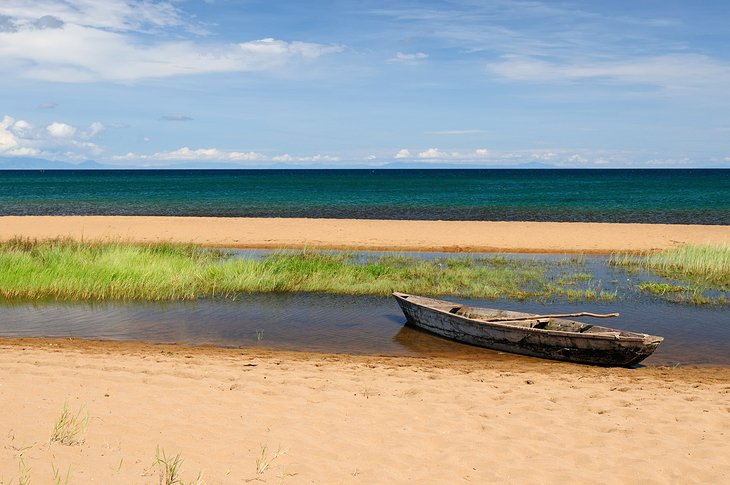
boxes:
[1,215,730,253]
[2,216,729,482]
[1,339,729,484]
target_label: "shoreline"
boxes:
[2,215,730,253]
[1,337,729,483]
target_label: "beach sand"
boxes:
[2,215,730,253]
[2,216,730,482]
[1,339,729,484]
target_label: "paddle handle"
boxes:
[485,312,619,322]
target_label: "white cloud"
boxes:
[10,119,33,136]
[394,147,491,161]
[150,147,264,161]
[47,121,77,138]
[0,115,20,151]
[0,114,103,159]
[418,148,454,158]
[114,148,340,165]
[488,54,730,91]
[389,52,428,63]
[271,153,340,163]
[81,121,105,139]
[417,148,491,159]
[0,0,189,33]
[0,4,344,83]
[394,149,412,159]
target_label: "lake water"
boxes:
[1,169,729,224]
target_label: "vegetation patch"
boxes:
[0,239,608,302]
[636,282,688,295]
[611,244,730,305]
[610,244,730,291]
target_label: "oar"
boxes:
[484,312,619,322]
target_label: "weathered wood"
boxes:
[392,292,663,367]
[483,312,619,322]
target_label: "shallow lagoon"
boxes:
[1,251,728,367]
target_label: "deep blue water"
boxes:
[1,169,729,223]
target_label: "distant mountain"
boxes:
[0,157,106,169]
[0,157,562,170]
[376,161,558,169]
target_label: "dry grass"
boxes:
[49,403,88,446]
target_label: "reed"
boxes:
[0,239,606,302]
[610,244,730,290]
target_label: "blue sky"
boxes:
[0,0,729,168]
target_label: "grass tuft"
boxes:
[256,444,285,475]
[49,403,88,446]
[154,447,202,485]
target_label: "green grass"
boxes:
[610,244,730,291]
[636,282,688,295]
[610,244,730,305]
[0,238,609,302]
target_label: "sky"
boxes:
[0,0,729,168]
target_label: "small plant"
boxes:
[256,444,285,475]
[49,403,88,446]
[18,455,31,485]
[51,463,71,485]
[154,447,202,485]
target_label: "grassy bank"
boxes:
[0,239,610,302]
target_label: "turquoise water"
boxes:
[1,169,728,223]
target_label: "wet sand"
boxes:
[0,339,728,483]
[2,215,730,253]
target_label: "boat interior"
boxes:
[425,301,630,337]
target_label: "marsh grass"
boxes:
[637,282,688,295]
[49,403,88,446]
[610,244,730,304]
[610,244,730,290]
[0,239,608,302]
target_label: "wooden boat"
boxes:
[393,292,663,366]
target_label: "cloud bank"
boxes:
[0,2,343,82]
[0,114,104,159]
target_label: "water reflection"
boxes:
[1,293,728,366]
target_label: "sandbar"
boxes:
[0,339,728,483]
[2,215,730,253]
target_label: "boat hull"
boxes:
[393,293,662,367]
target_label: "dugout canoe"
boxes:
[392,292,663,366]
